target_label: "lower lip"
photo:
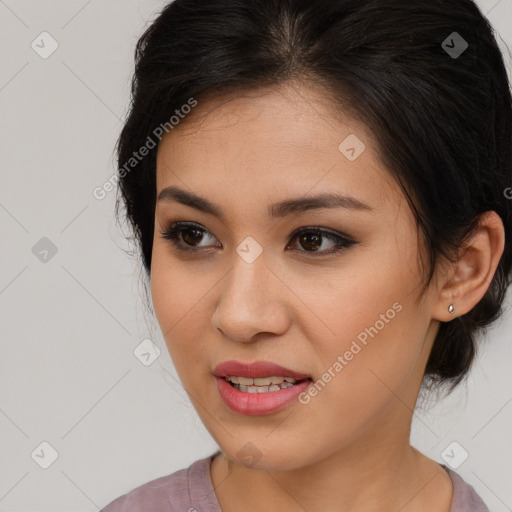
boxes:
[215,376,311,415]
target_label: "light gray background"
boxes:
[0,1,511,511]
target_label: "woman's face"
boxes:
[151,83,444,470]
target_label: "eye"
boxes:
[160,221,357,257]
[160,221,220,253]
[287,226,357,256]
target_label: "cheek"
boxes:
[151,241,205,326]
[150,245,215,374]
[290,299,424,461]
[310,242,416,352]
[305,236,426,401]
[309,281,416,398]
[151,252,182,335]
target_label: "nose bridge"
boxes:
[212,245,289,342]
[221,249,271,317]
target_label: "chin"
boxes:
[218,437,313,472]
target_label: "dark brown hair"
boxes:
[114,0,512,392]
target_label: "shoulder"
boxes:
[443,466,490,512]
[100,453,218,512]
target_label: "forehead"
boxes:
[155,82,401,213]
[159,82,371,152]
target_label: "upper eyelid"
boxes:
[166,220,349,236]
[159,221,358,260]
[162,220,355,244]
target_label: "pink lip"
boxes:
[215,376,311,415]
[212,360,310,380]
[212,360,312,416]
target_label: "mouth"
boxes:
[222,375,311,393]
[212,360,313,415]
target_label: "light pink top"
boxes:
[100,451,490,511]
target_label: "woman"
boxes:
[101,0,511,510]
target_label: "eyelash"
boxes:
[159,221,357,257]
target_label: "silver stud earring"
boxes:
[448,304,455,314]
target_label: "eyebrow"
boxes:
[157,185,374,220]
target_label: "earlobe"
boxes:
[432,211,505,322]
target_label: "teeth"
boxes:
[225,378,301,393]
[253,377,271,386]
[222,375,307,393]
[225,375,298,386]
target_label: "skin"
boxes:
[150,81,505,512]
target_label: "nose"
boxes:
[211,252,291,343]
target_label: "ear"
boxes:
[432,211,505,322]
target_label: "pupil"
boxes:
[300,232,321,251]
[183,229,203,246]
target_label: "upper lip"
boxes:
[212,360,311,380]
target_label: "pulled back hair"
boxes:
[114,0,512,391]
